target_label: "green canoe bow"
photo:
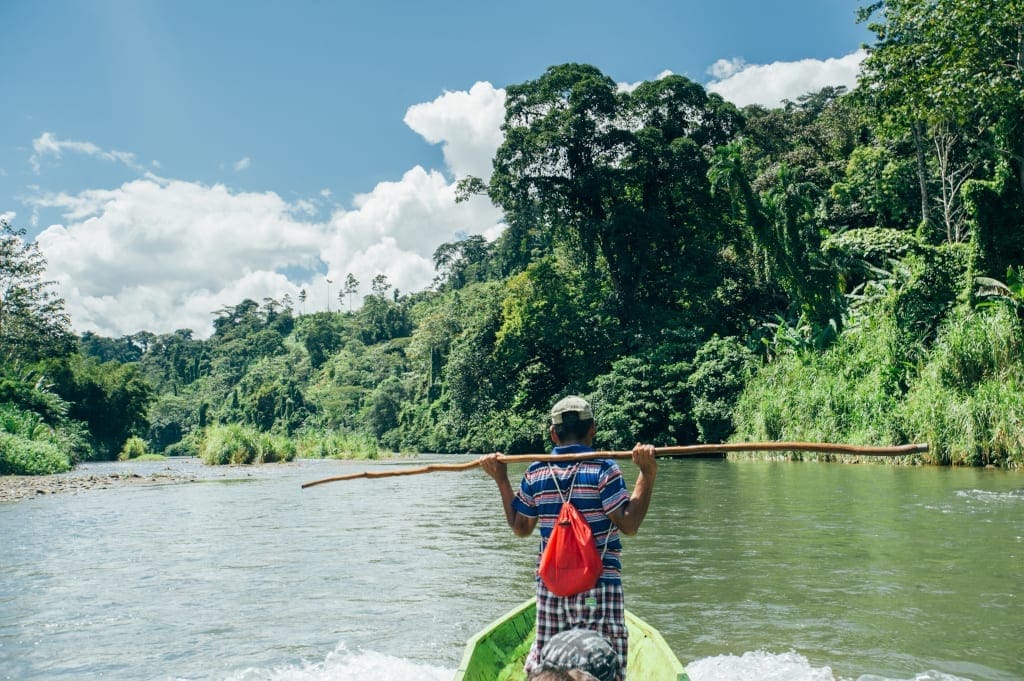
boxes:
[454,598,689,681]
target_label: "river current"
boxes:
[1,457,1021,681]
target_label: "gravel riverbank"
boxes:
[0,469,200,503]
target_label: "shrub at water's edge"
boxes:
[199,424,297,465]
[118,435,150,461]
[294,429,380,460]
[0,403,77,475]
[195,425,395,465]
[0,431,73,475]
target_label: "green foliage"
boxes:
[0,431,72,475]
[294,429,380,460]
[710,144,843,336]
[439,282,509,433]
[433,235,495,291]
[159,427,203,457]
[890,244,973,365]
[366,376,405,446]
[830,145,919,229]
[485,63,742,334]
[78,331,146,364]
[823,227,920,270]
[900,308,1024,466]
[199,424,296,465]
[118,436,149,461]
[0,402,76,475]
[975,266,1024,321]
[590,341,697,448]
[493,256,619,413]
[732,303,906,449]
[687,336,756,443]
[136,329,210,392]
[0,365,91,466]
[857,0,1024,238]
[38,355,154,460]
[147,392,197,453]
[964,165,1024,278]
[294,312,344,369]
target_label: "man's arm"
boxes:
[479,453,537,537]
[607,443,657,536]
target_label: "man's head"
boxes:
[549,395,595,445]
[535,628,618,681]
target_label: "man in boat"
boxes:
[480,395,658,681]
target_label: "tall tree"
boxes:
[473,64,742,336]
[432,235,492,291]
[343,273,359,312]
[858,0,1024,235]
[709,144,843,337]
[0,221,74,363]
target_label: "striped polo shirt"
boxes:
[511,444,631,584]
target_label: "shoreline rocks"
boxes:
[0,470,198,504]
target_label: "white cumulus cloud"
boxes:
[31,82,507,338]
[403,81,506,180]
[706,50,865,108]
[707,58,746,80]
[33,177,330,335]
[320,166,502,300]
[233,156,252,171]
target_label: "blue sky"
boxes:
[1,0,872,337]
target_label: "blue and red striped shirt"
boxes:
[512,444,631,584]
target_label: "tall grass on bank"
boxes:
[199,424,297,465]
[195,425,386,465]
[732,306,1024,467]
[294,429,380,460]
[900,308,1024,466]
[732,310,906,454]
[0,403,74,475]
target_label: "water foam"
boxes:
[954,488,1024,503]
[686,650,837,681]
[215,643,453,681]
[685,651,974,681]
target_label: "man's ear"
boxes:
[549,424,560,445]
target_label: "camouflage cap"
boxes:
[538,628,617,681]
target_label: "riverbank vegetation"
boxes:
[2,1,1022,474]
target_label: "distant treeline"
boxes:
[2,1,1022,474]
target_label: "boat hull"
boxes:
[454,598,689,681]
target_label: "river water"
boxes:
[1,457,1021,681]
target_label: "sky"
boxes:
[0,0,873,338]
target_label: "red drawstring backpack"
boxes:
[537,464,607,597]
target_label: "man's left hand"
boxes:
[631,443,657,476]
[478,452,508,481]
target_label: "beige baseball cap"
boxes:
[550,395,594,424]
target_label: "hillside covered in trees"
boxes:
[2,1,1022,474]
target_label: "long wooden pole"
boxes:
[300,441,929,489]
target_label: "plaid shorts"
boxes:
[524,580,628,681]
